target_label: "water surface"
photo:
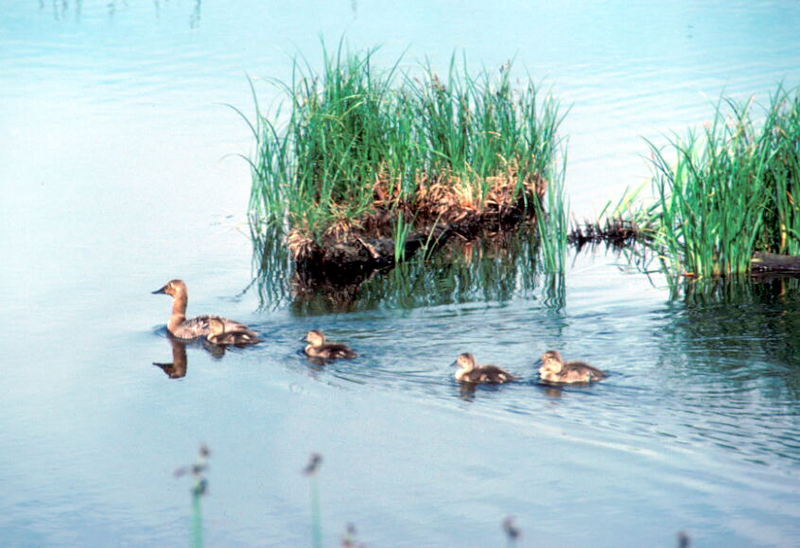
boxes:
[2,1,800,546]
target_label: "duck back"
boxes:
[463,365,517,384]
[561,361,606,383]
[170,314,252,340]
[305,343,357,360]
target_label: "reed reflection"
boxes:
[39,0,202,27]
[667,274,800,380]
[252,225,565,314]
[655,274,800,464]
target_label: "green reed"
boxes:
[302,453,323,548]
[645,86,800,278]
[535,150,569,273]
[247,43,566,268]
[174,445,210,548]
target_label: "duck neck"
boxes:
[455,365,470,381]
[545,359,562,374]
[168,293,188,332]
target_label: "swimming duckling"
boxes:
[452,353,517,384]
[205,317,261,346]
[152,279,259,341]
[539,350,606,384]
[304,330,358,360]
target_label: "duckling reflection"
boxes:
[153,337,188,379]
[304,330,358,361]
[152,279,259,341]
[452,353,517,384]
[539,350,606,384]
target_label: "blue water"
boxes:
[2,1,800,546]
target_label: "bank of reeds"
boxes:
[645,87,800,278]
[247,43,567,274]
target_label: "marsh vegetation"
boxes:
[637,87,800,278]
[246,44,567,280]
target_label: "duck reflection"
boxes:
[540,385,565,399]
[153,332,239,379]
[458,382,478,401]
[153,336,189,379]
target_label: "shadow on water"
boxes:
[251,225,566,315]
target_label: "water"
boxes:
[2,1,800,545]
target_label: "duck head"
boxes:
[305,330,326,347]
[540,350,564,375]
[452,352,477,373]
[152,279,187,298]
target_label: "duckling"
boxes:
[452,353,517,384]
[304,330,358,360]
[205,317,261,346]
[539,350,606,384]
[152,279,259,341]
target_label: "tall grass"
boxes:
[646,87,800,278]
[535,150,569,272]
[247,42,567,269]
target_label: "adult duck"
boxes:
[152,279,259,341]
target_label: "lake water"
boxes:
[2,1,800,546]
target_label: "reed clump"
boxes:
[645,87,800,277]
[247,44,566,274]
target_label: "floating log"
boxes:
[751,251,800,272]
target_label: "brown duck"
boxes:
[452,353,517,384]
[206,317,261,346]
[152,279,259,341]
[304,330,357,360]
[539,350,606,384]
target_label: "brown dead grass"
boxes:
[288,166,547,262]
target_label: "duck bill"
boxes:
[151,284,168,295]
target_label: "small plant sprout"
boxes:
[503,516,521,548]
[341,522,363,548]
[303,453,323,548]
[174,444,210,548]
